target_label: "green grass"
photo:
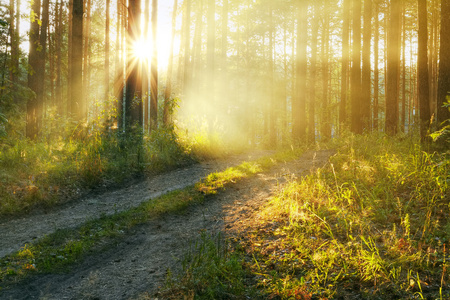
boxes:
[165,134,449,299]
[0,149,301,291]
[0,124,232,218]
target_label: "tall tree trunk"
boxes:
[418,0,431,141]
[27,0,41,139]
[163,0,178,126]
[385,0,401,135]
[351,0,362,134]
[401,1,406,132]
[292,1,307,141]
[56,0,63,115]
[309,4,319,143]
[192,0,203,95]
[142,0,149,131]
[182,0,192,93]
[48,21,55,108]
[340,0,350,132]
[221,0,228,70]
[268,2,276,146]
[150,0,158,131]
[373,1,379,130]
[9,0,18,85]
[436,0,450,125]
[69,0,83,121]
[105,0,110,101]
[38,0,49,115]
[361,0,372,131]
[83,0,91,119]
[207,0,215,99]
[125,0,142,129]
[115,0,124,128]
[67,0,73,114]
[321,5,331,140]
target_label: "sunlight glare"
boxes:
[132,39,151,61]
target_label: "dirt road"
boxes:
[0,149,335,300]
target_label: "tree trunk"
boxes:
[26,0,41,139]
[56,0,63,115]
[308,4,319,143]
[83,0,91,119]
[268,3,276,147]
[418,0,431,141]
[292,1,307,141]
[385,0,401,135]
[361,0,372,131]
[105,0,110,101]
[351,0,362,134]
[401,1,406,132]
[182,0,192,93]
[207,0,215,99]
[373,1,379,130]
[321,5,331,140]
[340,0,350,132]
[163,0,178,126]
[437,0,450,125]
[9,0,18,85]
[150,0,158,131]
[125,0,142,129]
[69,0,83,121]
[143,0,150,131]
[67,0,73,115]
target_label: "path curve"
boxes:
[0,151,274,258]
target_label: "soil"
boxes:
[0,149,335,300]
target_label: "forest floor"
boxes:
[0,148,335,300]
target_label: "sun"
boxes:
[132,39,151,61]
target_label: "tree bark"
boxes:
[437,0,450,125]
[83,0,91,119]
[340,0,350,132]
[373,0,379,131]
[418,0,431,141]
[26,0,41,139]
[105,0,110,101]
[150,0,158,131]
[385,0,401,135]
[125,0,142,129]
[351,0,362,134]
[70,0,84,121]
[163,0,178,126]
[361,0,372,131]
[292,1,307,141]
[321,5,331,140]
[308,4,319,143]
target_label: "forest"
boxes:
[0,0,449,298]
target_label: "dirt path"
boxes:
[0,149,335,300]
[0,151,274,259]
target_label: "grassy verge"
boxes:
[0,149,302,291]
[164,134,449,299]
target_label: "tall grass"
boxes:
[0,119,230,217]
[166,133,449,299]
[251,134,449,298]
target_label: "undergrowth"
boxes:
[165,133,449,299]
[0,122,232,217]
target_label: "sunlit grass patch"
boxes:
[237,134,449,299]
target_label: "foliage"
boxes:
[430,100,450,147]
